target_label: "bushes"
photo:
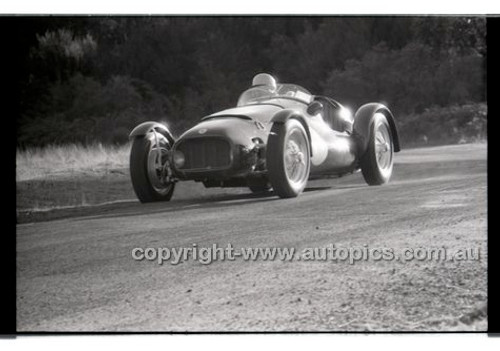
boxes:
[398,103,487,146]
[17,17,486,148]
[323,42,485,115]
[18,74,170,147]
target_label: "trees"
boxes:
[32,28,97,83]
[16,16,486,147]
[323,41,485,114]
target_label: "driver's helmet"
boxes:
[252,73,277,92]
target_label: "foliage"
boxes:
[324,42,485,114]
[399,103,487,145]
[15,17,486,147]
[18,73,169,146]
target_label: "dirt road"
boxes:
[16,144,487,331]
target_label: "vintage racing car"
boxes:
[129,73,401,202]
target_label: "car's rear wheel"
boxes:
[267,119,311,198]
[130,134,175,203]
[360,113,394,185]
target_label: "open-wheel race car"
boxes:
[129,73,401,202]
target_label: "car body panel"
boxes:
[131,81,400,186]
[204,104,284,124]
[308,115,357,173]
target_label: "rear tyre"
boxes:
[360,113,394,185]
[130,134,175,203]
[267,119,311,198]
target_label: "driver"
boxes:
[252,73,277,91]
[237,73,279,106]
[245,73,278,101]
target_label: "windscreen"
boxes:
[237,84,313,107]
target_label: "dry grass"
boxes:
[16,143,131,181]
[16,143,134,212]
[16,142,242,215]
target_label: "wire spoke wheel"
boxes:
[130,133,176,203]
[360,113,394,185]
[146,142,174,195]
[374,123,393,171]
[267,119,310,198]
[284,130,309,187]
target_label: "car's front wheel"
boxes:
[360,113,394,185]
[130,133,175,203]
[267,119,311,198]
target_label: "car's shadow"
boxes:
[19,181,368,224]
[304,182,365,192]
[303,186,332,192]
[75,190,281,222]
[76,182,370,223]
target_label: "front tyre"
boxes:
[267,119,311,198]
[130,134,175,203]
[360,113,394,185]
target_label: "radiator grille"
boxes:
[176,138,231,170]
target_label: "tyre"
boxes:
[267,119,311,198]
[130,134,175,203]
[360,113,394,185]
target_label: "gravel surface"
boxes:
[17,144,487,332]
